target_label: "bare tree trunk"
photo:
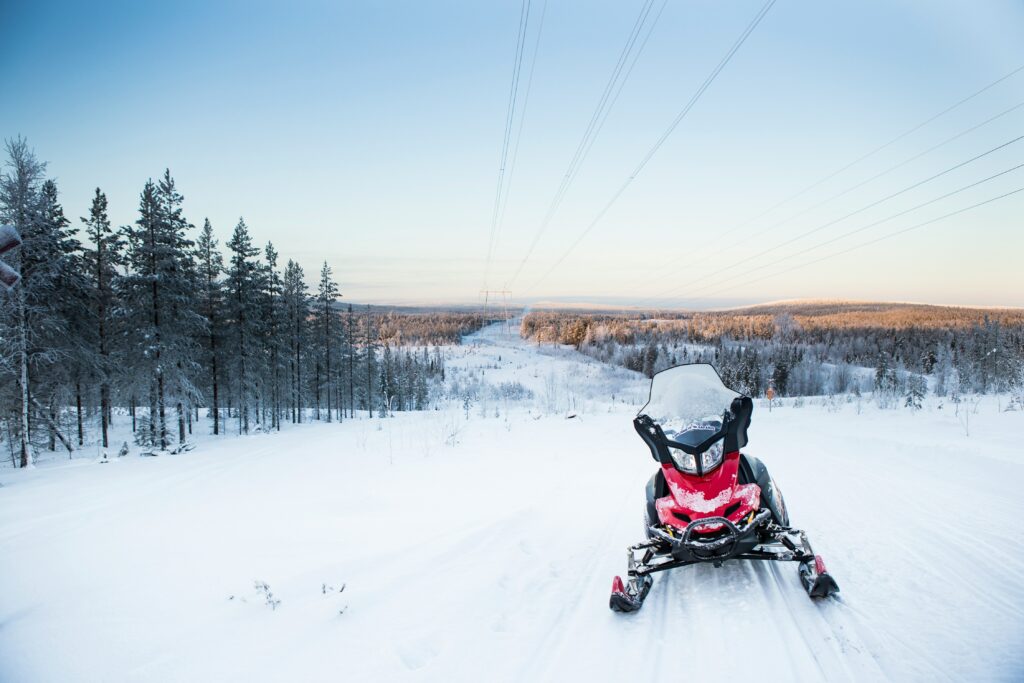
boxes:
[295,323,302,424]
[212,351,220,435]
[314,361,321,420]
[348,327,354,419]
[325,308,332,423]
[177,402,186,443]
[76,382,84,446]
[5,416,17,467]
[151,264,167,449]
[97,225,110,448]
[18,286,31,467]
[366,309,373,419]
[149,383,157,447]
[100,384,109,448]
[157,373,167,449]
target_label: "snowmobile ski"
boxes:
[610,363,840,612]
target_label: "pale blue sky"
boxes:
[2,0,1023,307]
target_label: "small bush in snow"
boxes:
[322,582,348,615]
[254,581,281,610]
[904,376,926,410]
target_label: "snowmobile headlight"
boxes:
[668,448,698,474]
[701,441,724,472]
[669,441,724,475]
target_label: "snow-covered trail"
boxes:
[2,323,1023,682]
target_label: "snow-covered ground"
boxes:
[2,323,1023,682]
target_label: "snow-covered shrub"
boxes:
[254,581,280,610]
[904,375,926,410]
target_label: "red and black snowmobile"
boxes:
[610,363,839,612]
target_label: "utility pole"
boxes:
[480,289,512,335]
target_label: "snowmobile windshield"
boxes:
[638,364,739,448]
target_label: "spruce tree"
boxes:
[226,218,261,434]
[196,219,225,434]
[37,179,88,454]
[364,305,378,417]
[119,172,204,449]
[263,242,286,430]
[345,303,356,417]
[81,188,123,447]
[315,262,340,422]
[282,259,309,423]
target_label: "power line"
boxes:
[572,0,669,187]
[657,184,1024,307]
[505,0,666,289]
[494,0,550,253]
[634,98,1024,288]
[640,133,1024,304]
[653,161,1024,307]
[483,0,532,290]
[696,62,1024,252]
[521,0,776,296]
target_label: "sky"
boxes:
[1,0,1023,308]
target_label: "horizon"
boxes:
[326,297,1024,314]
[2,0,1023,307]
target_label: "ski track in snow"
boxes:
[2,321,1023,682]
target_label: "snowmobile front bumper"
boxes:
[610,509,839,612]
[648,508,773,562]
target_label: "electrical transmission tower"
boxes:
[480,289,512,336]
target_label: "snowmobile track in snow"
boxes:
[2,321,1022,681]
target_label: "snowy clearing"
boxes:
[2,324,1023,682]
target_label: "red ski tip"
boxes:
[611,576,626,594]
[814,554,828,576]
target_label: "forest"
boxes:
[521,303,1024,402]
[5,130,1023,471]
[0,138,486,467]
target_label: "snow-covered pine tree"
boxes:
[344,303,356,417]
[248,248,272,431]
[379,342,395,415]
[771,359,790,396]
[0,138,46,467]
[904,374,926,410]
[118,172,204,450]
[156,172,205,444]
[81,188,124,447]
[225,218,262,435]
[36,179,89,455]
[262,242,286,431]
[282,259,309,423]
[363,305,379,417]
[196,218,225,435]
[314,262,340,422]
[0,140,86,463]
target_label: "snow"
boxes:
[665,479,734,514]
[2,322,1023,682]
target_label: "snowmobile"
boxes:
[610,363,839,612]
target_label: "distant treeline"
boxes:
[375,312,486,345]
[0,138,486,467]
[521,304,1024,399]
